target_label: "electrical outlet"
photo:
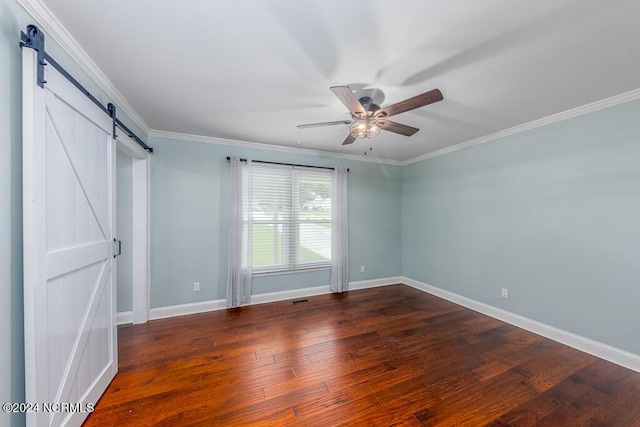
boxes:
[501,288,509,299]
[360,265,365,273]
[193,281,200,292]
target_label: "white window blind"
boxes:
[249,163,332,272]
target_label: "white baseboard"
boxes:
[149,299,227,321]
[117,311,132,325]
[350,276,403,290]
[250,285,328,305]
[400,276,640,373]
[250,276,403,305]
[123,276,403,323]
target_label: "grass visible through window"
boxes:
[252,223,328,267]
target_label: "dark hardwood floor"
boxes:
[84,284,640,426]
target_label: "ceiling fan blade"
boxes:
[297,120,351,129]
[330,86,366,115]
[342,134,357,145]
[376,88,443,118]
[379,119,419,136]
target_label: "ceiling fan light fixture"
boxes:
[350,116,382,139]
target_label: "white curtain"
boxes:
[227,155,252,307]
[330,166,349,293]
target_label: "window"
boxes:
[249,164,332,272]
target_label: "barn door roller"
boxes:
[20,25,46,88]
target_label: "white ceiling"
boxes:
[39,0,640,162]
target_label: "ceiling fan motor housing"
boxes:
[358,96,381,113]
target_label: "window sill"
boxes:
[252,265,331,277]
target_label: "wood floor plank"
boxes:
[535,376,613,425]
[293,394,381,426]
[574,358,640,398]
[517,345,596,393]
[84,284,640,426]
[588,382,640,426]
[415,369,538,426]
[486,393,563,426]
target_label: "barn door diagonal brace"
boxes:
[20,24,46,88]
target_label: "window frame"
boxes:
[249,164,332,274]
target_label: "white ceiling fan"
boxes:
[298,86,443,145]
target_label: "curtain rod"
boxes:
[226,157,348,172]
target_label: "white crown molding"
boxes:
[148,130,404,166]
[151,86,640,166]
[401,276,640,373]
[16,0,151,135]
[19,0,639,165]
[403,88,640,166]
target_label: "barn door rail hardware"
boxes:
[20,24,153,153]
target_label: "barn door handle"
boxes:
[113,239,121,258]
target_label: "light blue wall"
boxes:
[116,150,133,312]
[149,136,403,308]
[402,100,640,355]
[0,1,148,424]
[2,1,640,420]
[1,2,26,426]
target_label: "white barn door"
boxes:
[23,47,117,427]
